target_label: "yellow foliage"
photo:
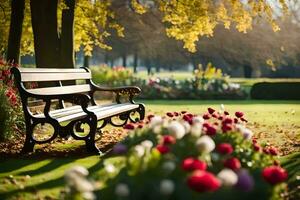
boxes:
[158,0,288,52]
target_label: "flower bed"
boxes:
[91,64,247,100]
[96,108,287,200]
[0,59,24,141]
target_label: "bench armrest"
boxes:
[91,84,141,103]
[92,85,141,95]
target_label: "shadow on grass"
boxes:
[142,100,300,105]
[17,158,74,177]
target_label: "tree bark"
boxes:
[60,0,75,68]
[6,0,25,64]
[122,54,127,67]
[30,0,60,68]
[84,55,90,68]
[133,52,138,73]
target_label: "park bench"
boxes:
[11,67,145,154]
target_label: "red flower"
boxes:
[241,117,248,122]
[269,147,279,156]
[181,111,187,114]
[263,147,270,154]
[262,166,288,185]
[253,143,261,151]
[235,111,244,118]
[163,135,176,145]
[224,157,241,170]
[187,170,221,192]
[156,145,170,154]
[212,113,219,118]
[137,124,143,129]
[222,117,233,124]
[208,108,215,114]
[174,112,179,116]
[166,112,174,117]
[222,124,233,133]
[224,111,230,115]
[218,116,223,120]
[182,157,207,171]
[147,114,155,121]
[205,125,217,136]
[203,113,210,120]
[124,123,135,130]
[217,143,233,155]
[183,114,193,124]
[234,118,238,123]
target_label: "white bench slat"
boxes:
[18,67,87,73]
[27,84,91,96]
[21,72,91,82]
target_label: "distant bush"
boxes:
[91,65,134,87]
[251,82,300,100]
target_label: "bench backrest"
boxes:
[11,67,96,109]
[12,67,93,96]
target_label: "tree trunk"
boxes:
[133,52,138,73]
[84,55,90,68]
[243,64,252,78]
[145,59,151,75]
[6,0,25,64]
[30,0,60,68]
[60,0,75,68]
[122,54,127,67]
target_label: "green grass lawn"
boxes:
[0,100,299,200]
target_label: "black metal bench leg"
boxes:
[138,104,145,120]
[21,126,35,153]
[85,117,100,154]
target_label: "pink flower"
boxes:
[235,111,244,118]
[262,166,288,185]
[222,124,233,133]
[269,146,279,156]
[217,143,233,155]
[187,170,221,192]
[224,157,241,171]
[253,143,261,152]
[181,157,207,171]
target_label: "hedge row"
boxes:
[250,82,300,100]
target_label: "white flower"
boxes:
[195,135,215,153]
[149,116,163,128]
[82,192,96,200]
[217,169,238,186]
[236,124,253,140]
[242,128,253,140]
[134,145,145,157]
[105,164,116,173]
[160,179,175,195]
[162,161,176,172]
[168,121,186,139]
[65,166,89,179]
[190,123,202,137]
[220,104,225,111]
[141,140,153,150]
[115,183,130,197]
[181,121,191,133]
[192,116,204,124]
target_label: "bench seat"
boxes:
[33,103,139,123]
